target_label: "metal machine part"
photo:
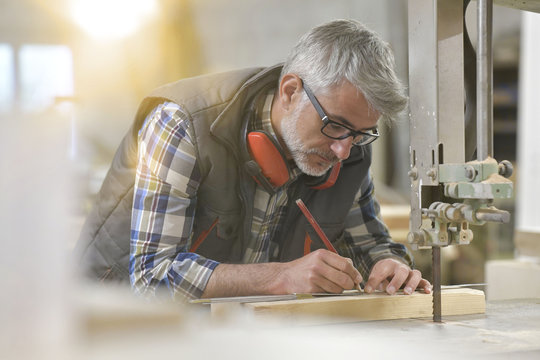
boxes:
[407,0,514,322]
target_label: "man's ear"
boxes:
[279,74,303,111]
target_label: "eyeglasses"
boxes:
[302,81,379,146]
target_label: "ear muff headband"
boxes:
[247,131,290,188]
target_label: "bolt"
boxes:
[438,233,448,244]
[465,165,476,181]
[408,231,425,244]
[408,168,418,180]
[445,184,459,198]
[426,169,437,180]
[498,160,513,178]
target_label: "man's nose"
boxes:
[330,137,353,160]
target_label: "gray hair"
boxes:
[280,19,408,124]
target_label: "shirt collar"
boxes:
[250,88,276,135]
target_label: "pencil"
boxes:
[295,199,337,254]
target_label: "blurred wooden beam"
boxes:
[242,289,485,324]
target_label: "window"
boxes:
[19,45,74,112]
[0,44,15,112]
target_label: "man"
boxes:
[76,19,431,301]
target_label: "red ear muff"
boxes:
[246,131,342,191]
[247,131,290,188]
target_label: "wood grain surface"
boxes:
[242,288,485,323]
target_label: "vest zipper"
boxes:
[275,181,309,260]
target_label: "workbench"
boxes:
[74,291,540,360]
[323,299,540,358]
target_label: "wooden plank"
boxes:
[514,231,540,258]
[486,260,540,300]
[242,289,485,323]
[380,205,410,244]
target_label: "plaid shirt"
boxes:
[131,94,411,301]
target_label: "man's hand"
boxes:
[278,249,363,294]
[364,258,432,295]
[202,249,362,298]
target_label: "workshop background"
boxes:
[1,0,539,359]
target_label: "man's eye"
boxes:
[328,123,344,131]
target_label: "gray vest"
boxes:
[75,65,371,282]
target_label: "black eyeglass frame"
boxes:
[301,81,379,146]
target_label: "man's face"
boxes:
[280,80,379,177]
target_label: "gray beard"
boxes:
[280,105,338,177]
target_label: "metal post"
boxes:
[432,246,442,322]
[477,0,494,161]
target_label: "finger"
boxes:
[402,269,422,295]
[316,250,362,287]
[317,261,356,290]
[377,279,389,292]
[315,274,347,294]
[304,263,346,293]
[302,281,330,294]
[385,264,410,295]
[419,278,432,294]
[345,258,363,290]
[329,253,362,285]
[365,262,393,293]
[304,251,353,292]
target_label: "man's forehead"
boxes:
[322,85,379,130]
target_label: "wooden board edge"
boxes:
[241,288,485,322]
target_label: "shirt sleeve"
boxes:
[130,102,219,301]
[336,171,414,280]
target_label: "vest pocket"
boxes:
[191,207,242,262]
